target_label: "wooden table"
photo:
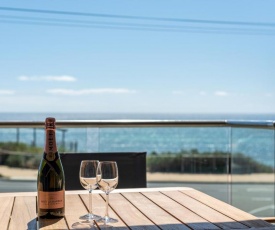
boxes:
[0,187,274,230]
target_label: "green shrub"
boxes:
[0,141,42,153]
[147,150,273,174]
[0,142,43,168]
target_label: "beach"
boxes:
[0,165,273,183]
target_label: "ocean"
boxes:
[0,112,274,166]
[0,112,275,121]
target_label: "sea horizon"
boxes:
[0,112,275,121]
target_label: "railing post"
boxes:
[32,128,36,147]
[16,128,19,143]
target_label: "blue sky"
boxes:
[0,0,275,114]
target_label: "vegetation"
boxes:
[0,142,273,174]
[0,142,43,169]
[147,149,273,174]
[0,141,42,153]
[0,141,67,169]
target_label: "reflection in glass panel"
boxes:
[231,128,275,217]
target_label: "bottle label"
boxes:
[45,129,57,161]
[38,191,64,209]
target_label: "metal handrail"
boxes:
[0,119,274,128]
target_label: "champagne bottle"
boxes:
[37,117,65,218]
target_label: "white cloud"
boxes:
[46,88,137,95]
[214,91,229,96]
[18,75,77,82]
[0,90,15,95]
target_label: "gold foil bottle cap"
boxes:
[45,117,56,129]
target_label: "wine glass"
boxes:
[96,161,119,224]
[79,160,101,221]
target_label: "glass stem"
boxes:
[105,193,109,219]
[89,189,93,216]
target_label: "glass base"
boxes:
[79,213,102,221]
[98,216,118,224]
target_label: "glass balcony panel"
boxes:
[231,127,275,217]
[98,127,230,203]
[1,121,275,219]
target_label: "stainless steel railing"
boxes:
[0,119,274,128]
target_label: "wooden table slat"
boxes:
[181,189,272,228]
[235,228,275,230]
[106,193,159,230]
[80,192,130,229]
[65,194,97,230]
[122,192,191,230]
[0,187,272,230]
[9,196,37,230]
[141,191,220,230]
[162,190,247,229]
[0,196,14,230]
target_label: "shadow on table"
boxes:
[29,217,67,230]
[96,220,273,229]
[27,218,273,229]
[157,220,273,230]
[27,218,36,230]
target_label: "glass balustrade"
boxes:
[0,120,274,217]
